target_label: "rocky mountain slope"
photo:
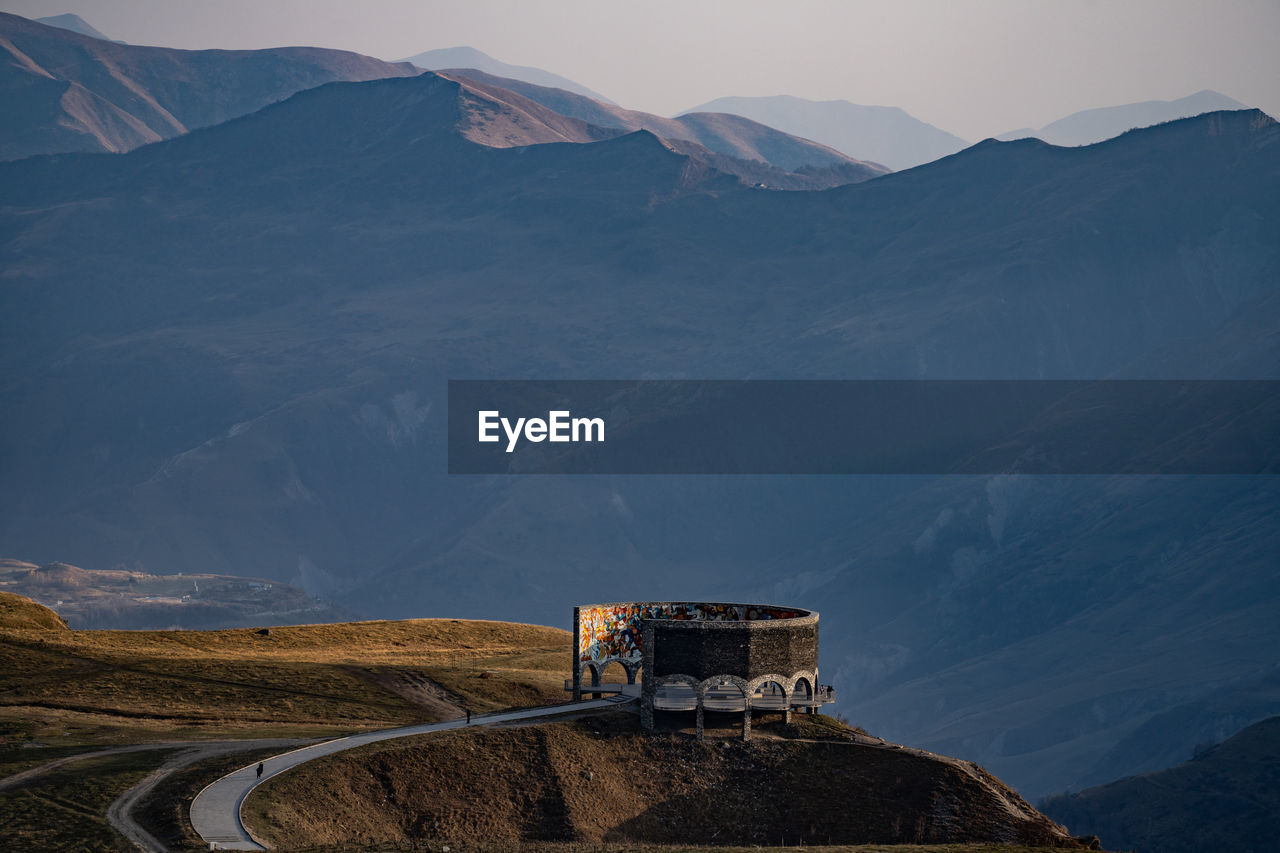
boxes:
[0,12,417,159]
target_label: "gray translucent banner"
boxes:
[447,380,1280,475]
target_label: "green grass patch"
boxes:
[0,748,171,853]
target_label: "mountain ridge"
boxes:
[0,11,419,160]
[1041,716,1280,853]
[0,85,1276,810]
[33,12,116,41]
[997,90,1250,146]
[401,44,616,104]
[684,93,969,169]
[441,67,887,175]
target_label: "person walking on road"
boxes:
[466,709,471,725]
[256,762,264,779]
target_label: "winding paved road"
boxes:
[191,695,636,850]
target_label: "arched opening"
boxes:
[579,662,598,685]
[600,659,629,686]
[652,676,698,711]
[579,661,602,698]
[792,676,814,713]
[701,678,750,741]
[751,680,789,710]
[702,679,747,712]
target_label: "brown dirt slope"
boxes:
[249,714,1097,849]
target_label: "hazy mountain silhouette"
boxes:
[684,94,968,170]
[443,68,887,179]
[1041,716,1280,853]
[998,90,1249,146]
[33,12,117,42]
[0,12,417,159]
[0,63,1276,804]
[403,45,616,104]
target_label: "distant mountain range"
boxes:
[685,90,1258,170]
[1,44,1276,806]
[0,12,417,160]
[1,10,1278,812]
[33,12,116,42]
[0,14,883,187]
[402,45,616,104]
[442,68,885,178]
[1041,716,1280,853]
[0,558,349,629]
[998,90,1248,146]
[684,94,969,170]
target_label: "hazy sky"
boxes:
[4,0,1277,139]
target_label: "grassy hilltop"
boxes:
[0,593,572,747]
[0,592,576,851]
[0,593,1104,852]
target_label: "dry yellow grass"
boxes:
[0,610,574,747]
[0,590,67,631]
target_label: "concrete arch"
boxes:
[698,675,751,740]
[748,674,792,717]
[600,659,630,683]
[622,660,642,684]
[580,661,601,685]
[649,673,700,715]
[696,674,750,700]
[791,673,816,706]
[652,673,700,692]
[746,673,793,699]
[790,670,815,694]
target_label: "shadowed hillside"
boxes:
[1041,716,1280,853]
[248,713,1100,849]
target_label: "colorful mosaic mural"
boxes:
[577,602,805,662]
